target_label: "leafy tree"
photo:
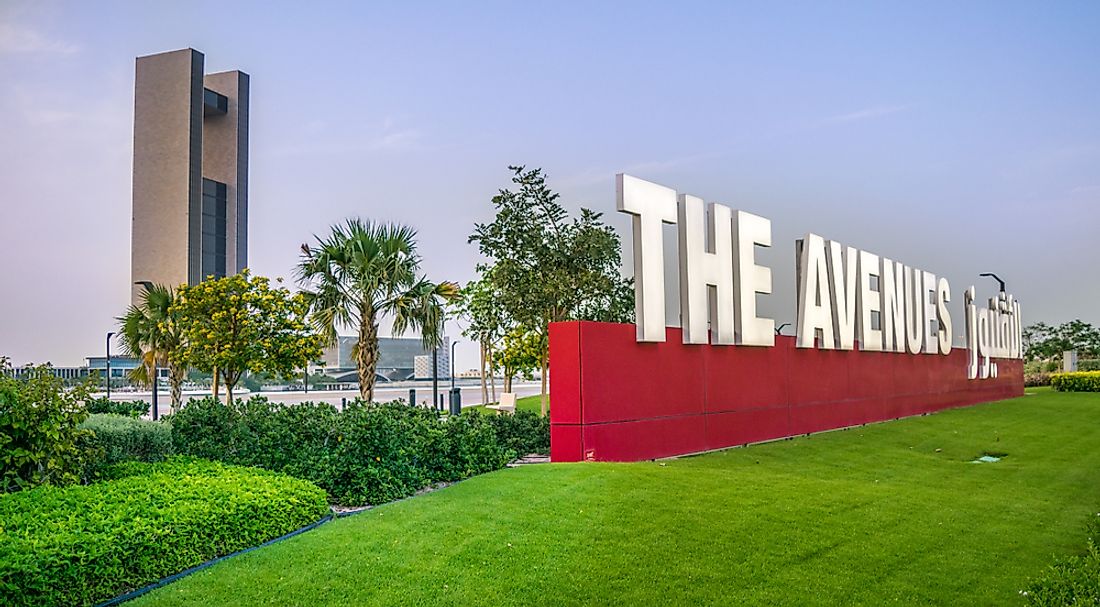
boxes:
[455,272,511,404]
[298,219,460,402]
[117,282,188,413]
[470,166,634,415]
[497,327,544,392]
[0,358,94,492]
[173,271,322,404]
[1024,320,1100,362]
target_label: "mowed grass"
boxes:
[468,393,544,414]
[135,388,1100,606]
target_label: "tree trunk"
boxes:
[169,364,184,413]
[503,371,512,394]
[224,369,241,405]
[479,340,488,405]
[540,351,548,417]
[144,358,156,392]
[488,343,497,402]
[357,305,379,402]
[212,367,220,400]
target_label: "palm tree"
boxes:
[297,219,460,402]
[117,283,187,413]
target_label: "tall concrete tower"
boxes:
[131,48,249,303]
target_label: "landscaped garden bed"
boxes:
[125,388,1100,606]
[1052,370,1100,392]
[170,396,549,506]
[0,459,329,607]
[1,359,550,607]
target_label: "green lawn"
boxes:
[135,388,1100,606]
[468,393,544,414]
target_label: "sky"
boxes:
[1,1,1098,370]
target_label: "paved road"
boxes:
[92,380,544,419]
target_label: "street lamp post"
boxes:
[151,359,159,421]
[105,332,115,399]
[448,340,462,416]
[979,272,1006,293]
[431,348,439,411]
[450,340,459,391]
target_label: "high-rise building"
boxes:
[131,48,249,303]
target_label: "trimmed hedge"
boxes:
[0,458,329,607]
[1051,371,1100,392]
[84,397,150,417]
[487,409,550,455]
[78,414,173,479]
[1024,514,1100,605]
[170,397,535,506]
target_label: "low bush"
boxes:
[0,361,93,493]
[487,409,551,455]
[1025,373,1053,387]
[422,410,512,484]
[78,414,173,479]
[1080,359,1100,372]
[1023,513,1100,605]
[1051,371,1100,392]
[171,397,520,506]
[84,397,149,417]
[0,458,329,607]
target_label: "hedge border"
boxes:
[94,513,334,607]
[91,483,449,606]
[90,462,520,606]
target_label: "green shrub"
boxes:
[169,397,341,473]
[1051,371,1100,392]
[78,414,173,479]
[0,458,329,607]
[0,361,93,493]
[1023,514,1100,605]
[166,395,240,459]
[1080,359,1100,372]
[424,411,512,483]
[487,409,551,455]
[320,402,433,505]
[170,396,520,506]
[1025,373,1053,387]
[84,397,149,417]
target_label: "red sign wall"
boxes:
[549,321,1024,462]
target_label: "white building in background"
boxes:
[320,336,451,381]
[413,349,451,380]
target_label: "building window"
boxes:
[203,88,228,114]
[201,178,227,279]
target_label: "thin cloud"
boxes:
[0,22,79,55]
[6,85,80,127]
[558,153,717,189]
[824,105,908,124]
[24,108,77,126]
[267,126,425,157]
[367,128,421,151]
